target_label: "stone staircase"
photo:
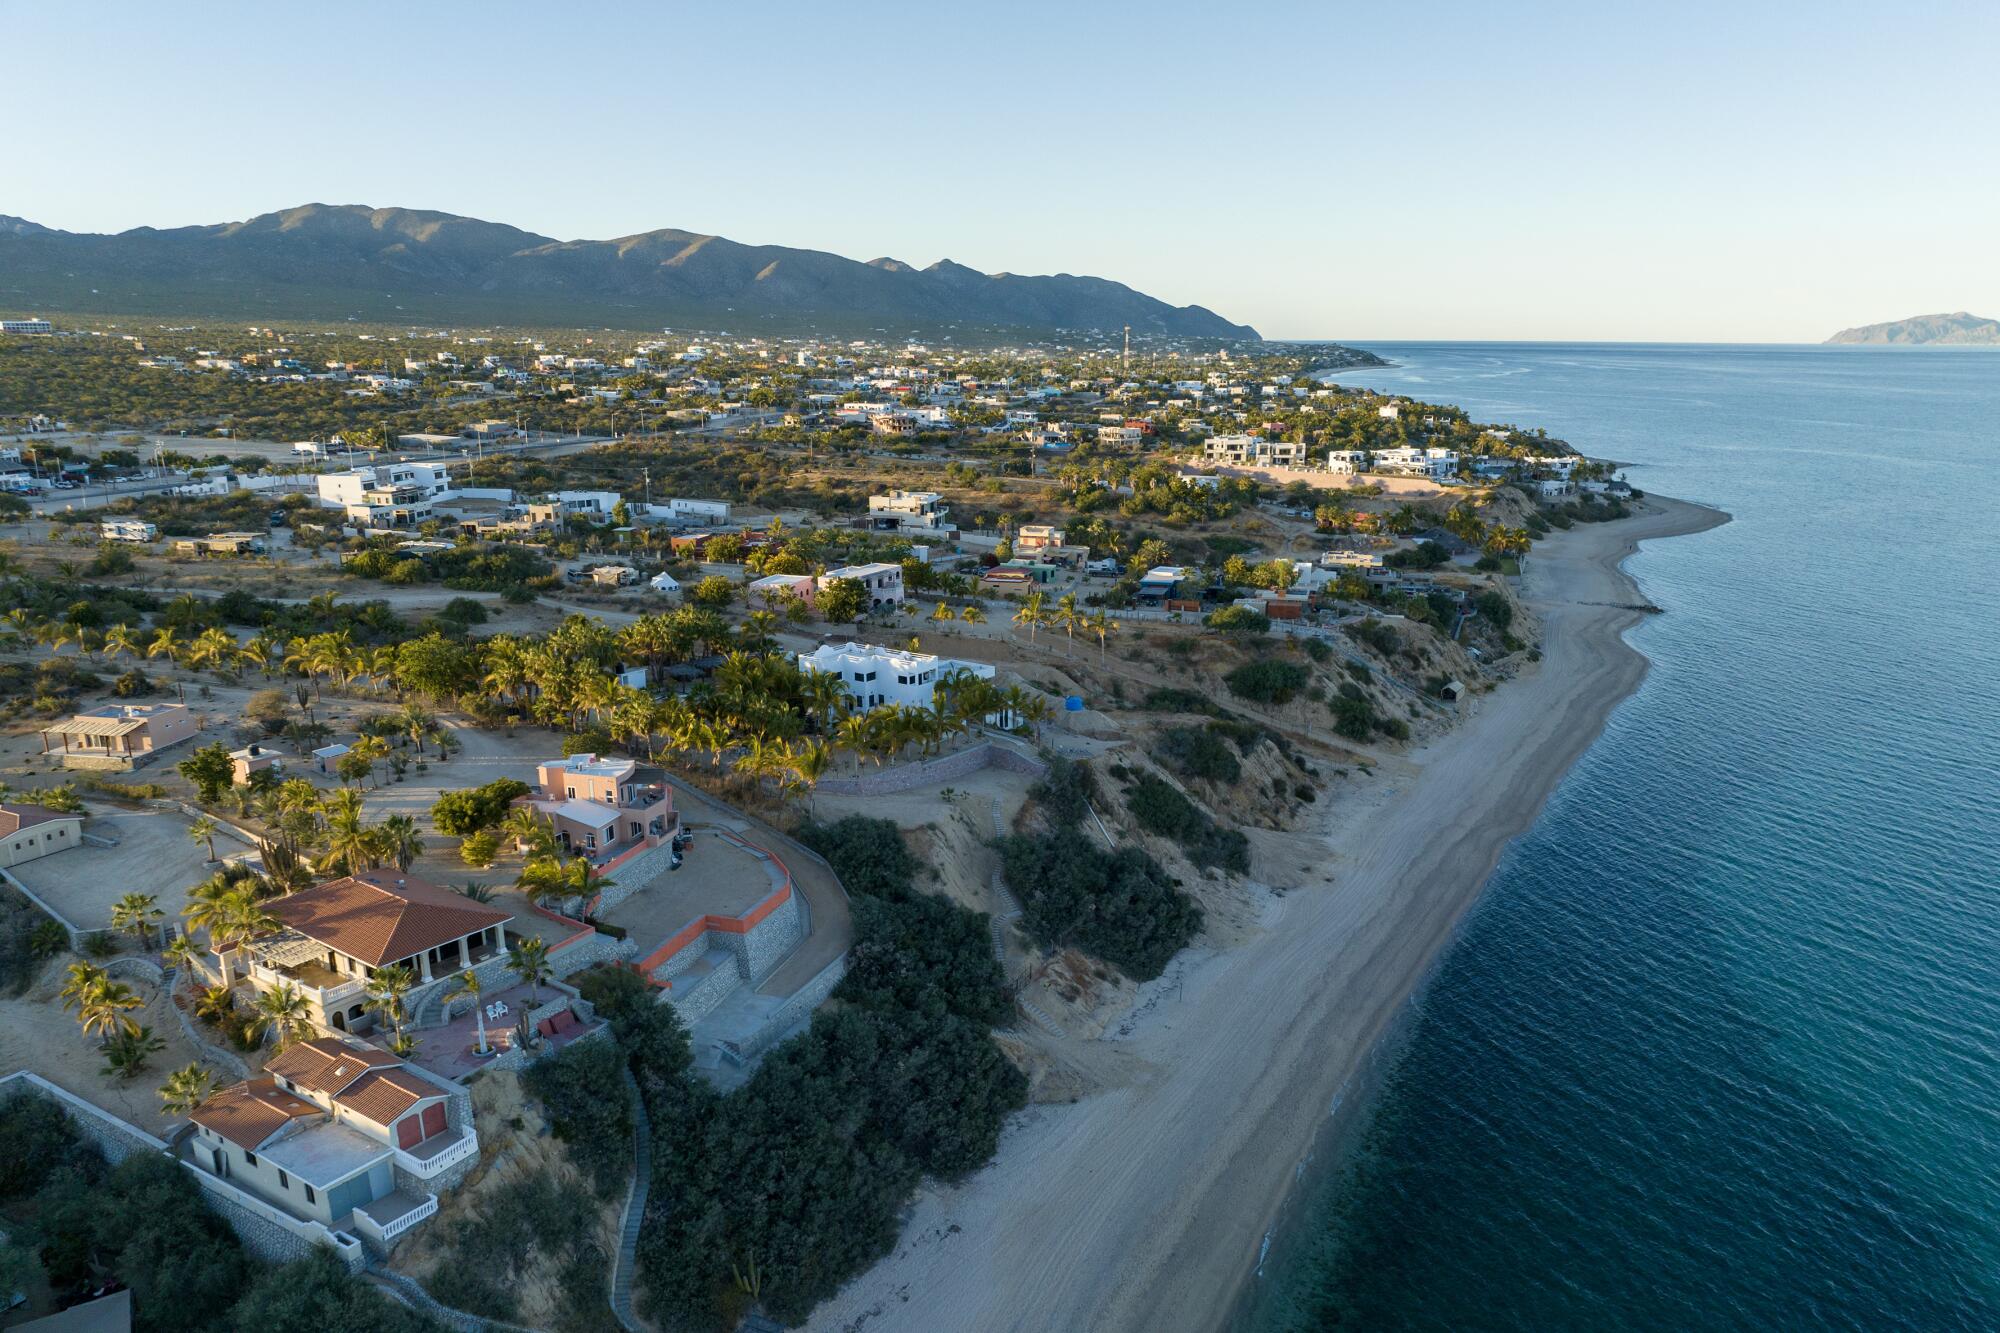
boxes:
[611,1067,652,1331]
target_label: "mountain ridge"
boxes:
[0,203,1259,339]
[1824,311,2000,345]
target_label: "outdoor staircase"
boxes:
[611,1066,652,1331]
[1016,995,1064,1037]
[987,798,1023,965]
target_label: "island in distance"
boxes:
[1824,310,2000,344]
[0,202,1259,340]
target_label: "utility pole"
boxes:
[1122,325,1130,372]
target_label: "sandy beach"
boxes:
[806,494,1729,1333]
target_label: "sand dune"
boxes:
[806,496,1729,1333]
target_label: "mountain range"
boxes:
[1823,311,2000,345]
[0,204,1259,339]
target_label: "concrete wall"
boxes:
[664,959,740,1024]
[0,1072,365,1272]
[814,741,1047,796]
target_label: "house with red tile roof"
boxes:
[186,1036,476,1251]
[236,870,511,1034]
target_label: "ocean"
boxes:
[1252,344,2000,1330]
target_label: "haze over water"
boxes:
[1256,344,2000,1330]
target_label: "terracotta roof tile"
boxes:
[190,1076,320,1151]
[267,870,509,967]
[335,1067,439,1125]
[265,1037,403,1097]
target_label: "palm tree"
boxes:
[188,815,220,863]
[929,601,957,627]
[501,807,556,860]
[444,969,490,1055]
[398,703,436,757]
[834,711,872,773]
[111,892,163,950]
[1013,591,1048,645]
[101,623,141,661]
[101,1025,166,1080]
[59,961,109,1016]
[79,980,145,1045]
[959,603,986,626]
[364,964,416,1050]
[789,740,831,816]
[507,938,552,1003]
[1053,592,1080,655]
[378,813,424,872]
[146,626,183,665]
[252,982,315,1049]
[159,1062,214,1115]
[321,788,375,872]
[456,881,495,903]
[1086,609,1119,662]
[163,932,205,997]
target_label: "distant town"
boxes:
[0,314,1643,1331]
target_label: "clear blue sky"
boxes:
[13,1,1999,341]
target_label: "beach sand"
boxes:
[805,495,1729,1333]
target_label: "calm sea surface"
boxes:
[1253,344,2000,1331]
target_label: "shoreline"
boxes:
[807,494,1730,1333]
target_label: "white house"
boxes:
[547,490,622,521]
[0,802,82,870]
[797,642,994,713]
[1326,450,1370,475]
[316,462,454,529]
[819,562,903,609]
[866,491,950,533]
[1204,434,1307,467]
[667,497,730,525]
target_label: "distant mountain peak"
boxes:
[1825,311,2000,345]
[0,204,1259,339]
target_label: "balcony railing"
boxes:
[394,1126,479,1178]
[351,1190,438,1244]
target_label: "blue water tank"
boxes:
[1064,695,1084,712]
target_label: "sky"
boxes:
[10,0,2000,342]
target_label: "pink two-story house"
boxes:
[514,754,678,864]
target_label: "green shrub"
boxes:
[521,1034,632,1196]
[1028,756,1098,824]
[1204,605,1270,640]
[999,827,1203,979]
[1155,726,1241,783]
[801,815,920,900]
[429,777,531,837]
[1124,775,1251,874]
[1224,659,1310,705]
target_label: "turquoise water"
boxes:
[1256,345,2000,1331]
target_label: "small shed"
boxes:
[311,742,350,774]
[1440,679,1467,703]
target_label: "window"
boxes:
[278,1169,290,1189]
[305,1184,315,1204]
[244,1151,257,1167]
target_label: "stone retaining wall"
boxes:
[729,954,848,1065]
[813,741,1047,796]
[0,1072,364,1272]
[665,960,741,1024]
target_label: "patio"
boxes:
[391,981,601,1080]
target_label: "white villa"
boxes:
[819,562,904,609]
[798,642,994,713]
[315,462,454,529]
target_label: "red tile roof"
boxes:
[336,1067,440,1125]
[190,1076,321,1151]
[268,870,509,967]
[265,1036,403,1097]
